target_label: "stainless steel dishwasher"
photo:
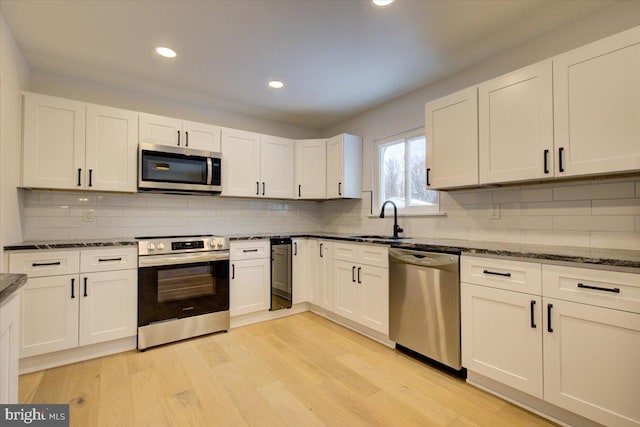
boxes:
[389,248,461,370]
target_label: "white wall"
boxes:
[0,13,29,271]
[320,2,640,250]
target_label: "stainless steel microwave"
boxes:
[138,143,222,193]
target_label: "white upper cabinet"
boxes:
[221,128,294,199]
[260,135,294,199]
[22,93,86,189]
[221,128,262,197]
[139,113,221,151]
[553,26,640,178]
[425,87,478,189]
[295,139,327,199]
[479,60,554,184]
[85,104,138,192]
[22,93,137,192]
[326,134,362,199]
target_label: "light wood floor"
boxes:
[20,312,556,427]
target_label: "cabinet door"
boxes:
[139,113,182,147]
[543,298,640,427]
[326,135,344,198]
[85,104,138,192]
[182,120,221,152]
[554,26,640,177]
[0,292,20,403]
[261,135,294,199]
[333,260,359,322]
[461,283,543,398]
[22,93,86,189]
[306,240,319,304]
[20,274,79,358]
[230,258,270,316]
[78,270,137,346]
[318,241,334,311]
[360,265,388,334]
[479,61,554,184]
[221,128,261,197]
[295,139,326,199]
[425,87,478,189]
[292,239,308,304]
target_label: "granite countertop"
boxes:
[5,234,640,270]
[0,273,27,305]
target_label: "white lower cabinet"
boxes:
[318,241,334,311]
[229,240,270,316]
[0,292,21,403]
[461,255,640,427]
[292,238,308,304]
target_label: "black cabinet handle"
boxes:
[262,182,265,196]
[242,249,258,253]
[543,149,549,174]
[352,266,356,282]
[357,267,362,284]
[88,169,93,187]
[83,277,88,297]
[547,304,553,333]
[338,182,342,196]
[293,242,297,256]
[426,168,431,186]
[483,269,511,278]
[185,131,189,147]
[32,261,61,267]
[98,257,122,262]
[256,181,260,195]
[231,264,235,279]
[177,130,181,146]
[530,300,537,328]
[577,283,620,294]
[320,243,323,258]
[71,278,75,299]
[298,185,301,197]
[558,147,564,172]
[77,168,82,186]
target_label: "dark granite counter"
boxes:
[0,274,27,305]
[4,239,137,251]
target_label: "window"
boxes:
[375,131,438,214]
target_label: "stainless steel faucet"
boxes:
[379,200,403,239]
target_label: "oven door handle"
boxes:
[139,251,230,267]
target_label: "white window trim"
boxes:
[372,127,442,217]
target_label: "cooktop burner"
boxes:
[134,234,214,240]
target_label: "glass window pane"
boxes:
[380,141,405,208]
[408,136,436,206]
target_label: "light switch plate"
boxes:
[489,204,500,219]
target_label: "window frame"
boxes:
[373,129,440,216]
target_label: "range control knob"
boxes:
[157,243,165,250]
[209,239,216,248]
[147,243,156,252]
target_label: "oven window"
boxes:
[157,265,215,303]
[141,150,208,184]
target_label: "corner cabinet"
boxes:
[553,26,640,178]
[22,92,138,192]
[139,113,221,151]
[425,87,478,189]
[326,134,362,199]
[295,139,327,199]
[221,129,294,199]
[291,238,308,304]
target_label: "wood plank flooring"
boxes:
[19,312,557,426]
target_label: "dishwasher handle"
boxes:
[389,248,458,270]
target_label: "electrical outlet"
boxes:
[83,208,95,222]
[489,204,500,220]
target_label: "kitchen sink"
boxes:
[349,234,411,240]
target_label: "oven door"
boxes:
[138,252,229,326]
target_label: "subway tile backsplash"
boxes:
[18,176,640,250]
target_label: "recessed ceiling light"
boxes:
[268,80,284,89]
[155,46,177,58]
[372,0,394,6]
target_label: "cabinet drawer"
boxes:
[543,265,640,313]
[80,247,137,273]
[9,250,80,277]
[230,240,270,260]
[333,243,358,262]
[461,256,541,294]
[358,245,388,268]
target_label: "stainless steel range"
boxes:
[136,234,230,350]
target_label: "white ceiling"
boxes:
[0,0,617,130]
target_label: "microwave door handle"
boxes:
[206,158,213,185]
